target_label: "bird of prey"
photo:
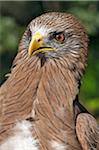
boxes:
[0,12,99,150]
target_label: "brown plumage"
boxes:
[0,12,99,150]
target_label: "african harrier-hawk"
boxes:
[0,12,99,150]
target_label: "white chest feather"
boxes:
[0,121,68,150]
[0,121,38,150]
[51,140,66,150]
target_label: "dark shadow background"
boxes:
[0,1,99,120]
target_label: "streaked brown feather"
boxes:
[76,113,99,150]
[0,12,98,150]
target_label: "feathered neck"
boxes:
[2,53,84,149]
[29,56,82,149]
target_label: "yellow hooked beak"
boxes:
[28,32,54,57]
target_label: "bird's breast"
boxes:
[30,59,81,149]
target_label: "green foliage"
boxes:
[0,16,23,53]
[0,16,24,84]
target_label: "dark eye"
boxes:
[54,32,65,43]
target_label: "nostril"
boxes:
[37,38,41,42]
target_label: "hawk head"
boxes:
[19,12,88,76]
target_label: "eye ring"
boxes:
[55,33,65,43]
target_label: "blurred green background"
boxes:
[0,1,99,120]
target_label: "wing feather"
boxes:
[76,113,99,150]
[0,54,40,142]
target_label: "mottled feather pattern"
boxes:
[0,12,98,150]
[76,113,99,150]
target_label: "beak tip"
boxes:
[28,53,31,57]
